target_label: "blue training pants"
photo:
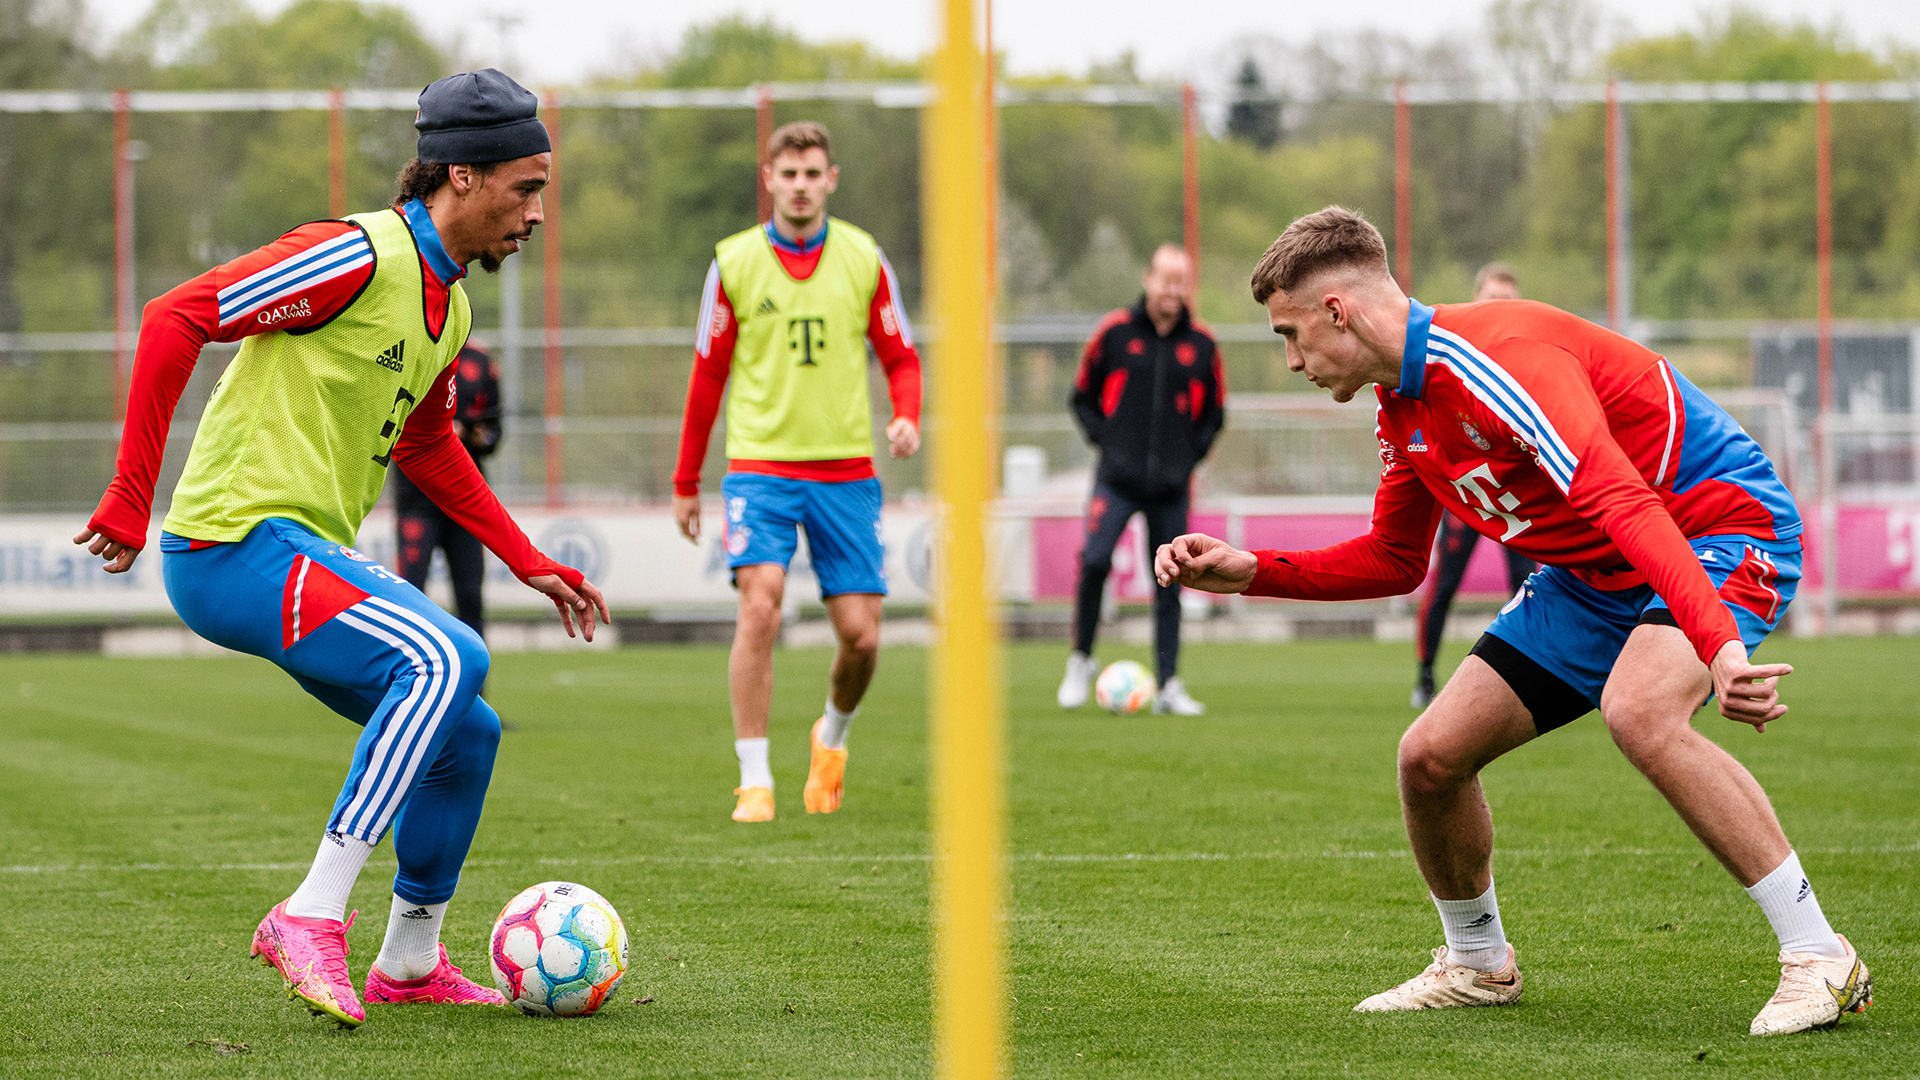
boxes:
[162,518,496,905]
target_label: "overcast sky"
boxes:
[82,0,1920,87]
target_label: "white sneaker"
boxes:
[1750,934,1871,1035]
[1153,676,1206,715]
[1056,652,1097,709]
[1354,944,1523,1011]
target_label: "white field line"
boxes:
[4,843,1916,876]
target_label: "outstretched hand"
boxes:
[528,574,612,642]
[1709,639,1792,731]
[1153,533,1258,594]
[74,528,139,574]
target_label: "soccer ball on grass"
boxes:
[490,880,629,1017]
[1094,659,1156,714]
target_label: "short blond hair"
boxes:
[1473,262,1519,295]
[767,120,832,165]
[1249,206,1389,303]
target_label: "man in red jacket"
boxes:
[1157,207,1867,1036]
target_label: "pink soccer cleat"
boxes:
[250,902,365,1026]
[364,944,507,1006]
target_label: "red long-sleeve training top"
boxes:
[88,209,578,587]
[1247,299,1800,667]
[671,225,922,497]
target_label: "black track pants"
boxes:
[1072,482,1188,685]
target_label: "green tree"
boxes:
[1523,8,1917,319]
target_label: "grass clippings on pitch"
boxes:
[0,637,1914,1078]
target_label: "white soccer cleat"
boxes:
[1750,934,1871,1036]
[1153,676,1206,715]
[1354,944,1523,1011]
[1056,652,1098,709]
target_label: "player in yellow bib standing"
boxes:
[75,70,609,1026]
[672,121,923,822]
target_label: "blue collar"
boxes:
[766,218,828,255]
[401,199,466,285]
[1395,298,1434,399]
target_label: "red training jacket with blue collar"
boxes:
[1248,298,1800,666]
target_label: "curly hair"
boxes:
[391,158,497,206]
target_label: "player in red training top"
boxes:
[1156,208,1867,1036]
[671,121,921,823]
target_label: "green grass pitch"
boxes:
[1,637,1915,1077]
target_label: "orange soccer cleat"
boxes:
[803,717,847,814]
[731,785,775,823]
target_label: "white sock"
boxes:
[285,831,374,922]
[1745,850,1846,957]
[375,895,449,980]
[1433,882,1510,973]
[736,737,773,790]
[819,699,858,750]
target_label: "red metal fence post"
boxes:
[756,85,774,223]
[1181,83,1200,307]
[542,90,564,508]
[112,89,132,425]
[1393,81,1412,293]
[1815,82,1836,628]
[1605,80,1620,330]
[328,88,347,219]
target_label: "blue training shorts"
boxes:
[161,519,497,904]
[719,472,887,598]
[1483,533,1800,720]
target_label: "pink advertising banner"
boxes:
[1027,502,1920,602]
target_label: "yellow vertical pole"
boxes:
[927,0,1003,1077]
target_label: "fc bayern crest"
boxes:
[1460,421,1492,451]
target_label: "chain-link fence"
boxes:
[3,81,1917,538]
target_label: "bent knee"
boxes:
[840,627,880,659]
[461,699,502,759]
[1601,696,1692,762]
[450,630,491,688]
[1397,727,1477,798]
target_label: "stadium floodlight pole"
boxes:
[328,88,347,219]
[542,89,565,508]
[1815,81,1837,630]
[1393,80,1411,293]
[1182,83,1200,308]
[926,0,1004,1074]
[112,89,133,425]
[756,85,774,223]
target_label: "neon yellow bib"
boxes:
[715,218,881,461]
[164,209,471,546]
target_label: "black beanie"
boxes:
[415,69,551,165]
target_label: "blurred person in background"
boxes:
[1411,264,1537,707]
[1056,245,1225,716]
[394,339,503,637]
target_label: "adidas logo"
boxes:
[1408,428,1429,453]
[1797,879,1812,903]
[374,340,406,373]
[1465,912,1495,928]
[399,906,433,920]
[755,296,778,317]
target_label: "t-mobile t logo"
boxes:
[1449,463,1533,542]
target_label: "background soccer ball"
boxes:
[1094,660,1156,714]
[490,881,630,1017]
